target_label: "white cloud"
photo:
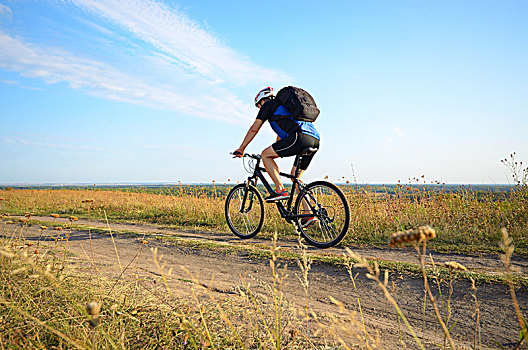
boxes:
[394,127,404,138]
[0,4,12,17]
[2,136,105,152]
[65,0,288,86]
[0,1,291,124]
[0,79,17,85]
[385,127,406,144]
[0,78,42,90]
[0,32,253,124]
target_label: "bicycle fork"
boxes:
[239,178,257,214]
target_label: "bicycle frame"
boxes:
[241,154,314,223]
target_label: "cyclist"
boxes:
[233,87,320,225]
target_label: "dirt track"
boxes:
[4,216,528,349]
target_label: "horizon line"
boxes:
[0,182,516,187]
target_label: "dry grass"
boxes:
[1,214,341,349]
[1,170,527,348]
[0,243,193,349]
[1,183,527,253]
[1,216,527,349]
[0,237,311,349]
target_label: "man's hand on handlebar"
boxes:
[232,149,244,158]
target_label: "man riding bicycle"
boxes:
[233,87,320,224]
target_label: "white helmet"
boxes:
[254,87,274,107]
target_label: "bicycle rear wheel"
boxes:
[294,181,350,248]
[225,184,264,239]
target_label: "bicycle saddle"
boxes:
[301,147,318,156]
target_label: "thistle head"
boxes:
[444,261,468,271]
[86,301,102,327]
[389,225,436,248]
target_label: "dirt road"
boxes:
[4,216,528,349]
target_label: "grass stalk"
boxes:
[416,241,457,349]
[103,209,123,273]
[346,248,425,350]
[470,277,481,350]
[0,295,87,350]
[295,237,312,348]
[499,228,528,349]
[270,232,283,350]
[397,313,404,349]
[422,288,427,348]
[344,253,370,347]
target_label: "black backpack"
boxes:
[275,86,320,122]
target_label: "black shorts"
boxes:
[272,132,320,170]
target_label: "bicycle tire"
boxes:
[225,184,265,239]
[293,181,350,248]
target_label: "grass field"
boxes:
[1,180,527,349]
[1,181,527,254]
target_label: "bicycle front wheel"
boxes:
[294,181,350,248]
[225,184,264,239]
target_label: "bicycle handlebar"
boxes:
[230,152,261,160]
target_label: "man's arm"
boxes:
[235,119,264,155]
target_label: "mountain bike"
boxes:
[225,148,350,248]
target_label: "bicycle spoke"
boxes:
[225,185,264,239]
[314,220,328,242]
[317,215,334,242]
[236,191,245,212]
[294,182,350,248]
[241,213,251,234]
[243,210,256,233]
[236,191,252,234]
[320,217,339,240]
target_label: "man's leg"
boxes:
[292,161,318,227]
[262,146,285,192]
[290,166,305,192]
[291,166,310,211]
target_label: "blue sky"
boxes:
[0,0,527,185]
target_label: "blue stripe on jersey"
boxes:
[270,105,321,141]
[269,120,289,139]
[274,105,291,116]
[295,120,320,140]
[270,105,292,139]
